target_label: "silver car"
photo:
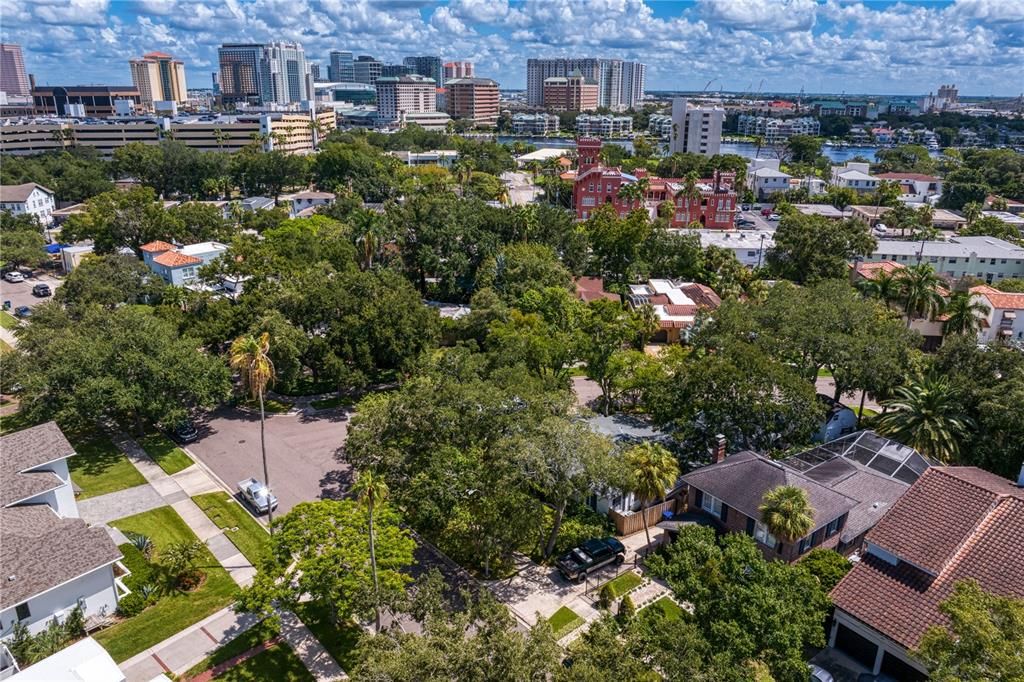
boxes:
[237,477,278,514]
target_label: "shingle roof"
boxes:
[140,240,175,253]
[153,250,203,267]
[831,467,1024,649]
[0,506,123,609]
[1,422,76,507]
[0,182,54,203]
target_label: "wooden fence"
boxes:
[609,498,677,537]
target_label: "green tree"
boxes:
[476,242,572,302]
[994,278,1024,292]
[0,212,46,268]
[61,187,182,255]
[585,204,652,285]
[56,254,167,313]
[786,134,822,164]
[168,201,235,243]
[230,333,277,530]
[767,213,876,283]
[352,470,390,632]
[161,540,204,588]
[962,201,983,226]
[876,374,973,463]
[897,264,945,326]
[960,215,1022,241]
[580,299,641,415]
[799,548,852,591]
[942,292,990,336]
[857,268,902,308]
[758,485,814,545]
[624,442,679,551]
[917,580,1024,682]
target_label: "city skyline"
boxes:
[1,0,1022,97]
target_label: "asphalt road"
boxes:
[0,273,63,312]
[185,405,353,515]
[500,171,544,206]
[735,208,777,231]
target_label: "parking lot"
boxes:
[735,207,778,231]
[0,273,63,313]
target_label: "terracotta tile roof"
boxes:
[680,283,721,309]
[663,304,698,316]
[140,240,175,253]
[850,260,904,280]
[831,467,1024,649]
[574,277,619,303]
[153,250,203,267]
[971,285,1024,310]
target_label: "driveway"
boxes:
[0,273,63,311]
[185,406,353,515]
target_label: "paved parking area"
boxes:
[0,273,62,311]
[184,406,353,515]
[736,208,777,231]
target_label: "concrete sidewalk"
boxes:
[280,611,348,681]
[78,483,164,526]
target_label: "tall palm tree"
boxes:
[942,292,990,336]
[624,442,679,552]
[452,158,475,192]
[617,177,649,210]
[230,333,277,532]
[876,374,973,463]
[858,269,902,309]
[917,203,934,228]
[352,208,384,271]
[962,201,982,226]
[897,264,944,327]
[758,486,814,546]
[353,470,389,633]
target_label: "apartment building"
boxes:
[218,42,312,106]
[328,51,354,82]
[527,57,645,109]
[511,113,559,135]
[445,77,500,127]
[0,44,30,97]
[575,114,632,136]
[542,73,598,112]
[443,61,473,80]
[0,182,56,226]
[129,51,188,106]
[970,286,1024,343]
[31,85,141,117]
[668,97,724,156]
[375,74,436,124]
[736,115,820,143]
[831,161,879,192]
[867,236,1024,283]
[403,56,443,86]
[746,158,793,200]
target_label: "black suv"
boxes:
[556,537,626,582]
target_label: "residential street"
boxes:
[500,171,544,206]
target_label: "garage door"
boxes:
[881,652,927,681]
[834,623,878,671]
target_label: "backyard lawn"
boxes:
[68,435,147,499]
[642,596,684,622]
[182,619,280,680]
[94,506,238,662]
[193,492,270,565]
[546,606,584,639]
[215,642,313,682]
[600,571,642,600]
[0,311,19,330]
[137,431,193,475]
[293,602,361,671]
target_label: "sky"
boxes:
[2,0,1023,96]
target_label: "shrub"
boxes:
[128,532,154,560]
[118,543,153,591]
[617,594,636,624]
[7,622,32,665]
[64,605,85,639]
[138,583,160,604]
[598,583,614,610]
[800,548,852,591]
[116,592,147,618]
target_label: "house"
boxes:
[2,637,124,681]
[984,194,1024,215]
[812,394,857,443]
[140,240,228,286]
[679,431,930,562]
[929,208,967,231]
[828,467,1024,680]
[867,235,1024,284]
[875,172,943,205]
[279,190,335,218]
[679,229,774,268]
[0,183,55,226]
[982,210,1024,235]
[240,196,274,212]
[625,279,721,344]
[792,204,846,220]
[830,162,879,193]
[388,150,459,169]
[0,423,126,638]
[573,277,620,304]
[849,259,946,349]
[849,205,890,227]
[746,159,792,200]
[970,285,1024,344]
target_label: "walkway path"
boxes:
[78,483,164,526]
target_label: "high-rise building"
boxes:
[445,77,500,127]
[129,52,188,105]
[620,61,646,110]
[354,56,383,85]
[375,74,436,123]
[211,72,220,95]
[527,58,600,107]
[543,72,598,112]
[403,56,443,86]
[309,63,321,81]
[527,57,645,109]
[381,64,413,78]
[669,97,724,156]
[0,44,30,97]
[443,61,473,80]
[328,51,354,82]
[218,42,311,105]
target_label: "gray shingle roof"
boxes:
[1,422,76,507]
[0,506,122,609]
[0,182,54,203]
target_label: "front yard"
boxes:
[94,506,238,662]
[68,435,147,499]
[137,431,194,475]
[599,571,642,600]
[293,601,362,671]
[546,606,584,639]
[193,492,270,565]
[214,642,313,682]
[0,311,19,330]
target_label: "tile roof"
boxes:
[153,250,203,267]
[140,240,175,253]
[831,467,1024,649]
[0,182,54,203]
[1,422,76,507]
[971,285,1024,311]
[574,277,619,303]
[0,506,123,609]
[851,260,904,280]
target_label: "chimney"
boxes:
[714,434,727,464]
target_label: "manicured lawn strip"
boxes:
[95,506,238,662]
[601,571,642,599]
[309,395,354,410]
[547,606,584,639]
[68,435,147,499]
[193,492,270,565]
[214,642,314,682]
[242,398,293,414]
[137,431,193,475]
[293,602,362,671]
[854,406,878,417]
[0,311,19,330]
[817,368,833,377]
[642,596,684,622]
[182,620,280,679]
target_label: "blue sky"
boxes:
[3,0,1023,96]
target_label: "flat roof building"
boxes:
[445,77,500,127]
[543,73,598,112]
[375,74,436,124]
[130,51,187,106]
[31,85,141,118]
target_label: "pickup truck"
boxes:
[237,478,278,514]
[556,537,626,582]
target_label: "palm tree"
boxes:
[876,374,973,463]
[624,442,679,552]
[917,203,934,228]
[452,158,475,192]
[758,486,814,546]
[897,264,944,327]
[617,177,650,211]
[962,201,982,226]
[858,269,902,309]
[942,291,990,336]
[230,333,277,532]
[352,207,384,270]
[213,128,229,152]
[353,470,389,633]
[675,171,702,224]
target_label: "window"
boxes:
[747,251,756,257]
[826,517,841,537]
[754,522,777,548]
[798,536,811,554]
[949,258,957,264]
[581,197,595,207]
[700,491,722,518]
[15,602,30,621]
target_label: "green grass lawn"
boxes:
[309,394,354,411]
[642,596,684,622]
[817,368,833,377]
[0,338,12,354]
[215,642,314,682]
[854,406,878,418]
[242,397,293,414]
[0,311,19,330]
[137,431,193,475]
[601,571,642,599]
[546,606,584,639]
[68,435,147,500]
[293,602,361,671]
[94,506,238,662]
[193,492,270,565]
[182,619,280,680]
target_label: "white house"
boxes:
[746,159,792,200]
[875,172,943,205]
[970,285,1024,344]
[830,162,879,193]
[140,240,228,286]
[0,183,56,227]
[388,150,459,169]
[3,637,124,681]
[678,229,775,268]
[0,423,126,638]
[279,190,335,218]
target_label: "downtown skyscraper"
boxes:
[527,57,645,110]
[218,42,312,105]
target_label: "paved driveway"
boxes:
[0,273,63,311]
[185,406,353,515]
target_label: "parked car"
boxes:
[4,271,24,283]
[13,306,30,318]
[737,217,755,227]
[170,420,199,444]
[768,213,781,221]
[761,207,773,216]
[237,478,278,514]
[809,664,835,682]
[740,203,752,211]
[556,537,626,582]
[31,283,51,297]
[873,223,889,235]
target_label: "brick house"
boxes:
[678,431,930,562]
[828,466,1024,680]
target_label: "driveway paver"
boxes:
[78,483,164,526]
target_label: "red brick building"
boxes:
[572,137,737,229]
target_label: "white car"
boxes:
[873,223,889,235]
[4,271,25,283]
[808,664,834,682]
[768,213,781,221]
